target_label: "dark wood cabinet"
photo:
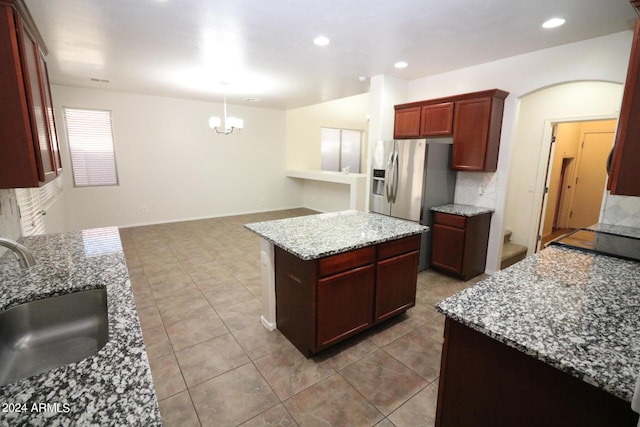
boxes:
[607,17,640,196]
[451,92,507,171]
[420,102,454,136]
[275,235,420,356]
[317,264,375,348]
[393,106,421,139]
[394,90,508,171]
[436,318,639,426]
[0,0,61,189]
[431,211,491,281]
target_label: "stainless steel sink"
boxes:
[0,288,108,386]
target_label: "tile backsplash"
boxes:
[454,171,498,208]
[601,194,640,228]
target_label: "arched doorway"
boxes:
[502,81,623,263]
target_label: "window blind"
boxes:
[63,108,118,187]
[15,178,63,236]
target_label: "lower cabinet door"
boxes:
[375,250,419,323]
[431,224,465,274]
[316,264,374,349]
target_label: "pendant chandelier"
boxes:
[209,82,243,135]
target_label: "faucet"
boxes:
[0,238,36,269]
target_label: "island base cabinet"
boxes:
[317,265,374,349]
[274,235,420,357]
[375,250,418,323]
[435,318,639,427]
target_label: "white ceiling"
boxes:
[24,0,638,110]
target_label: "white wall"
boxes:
[285,93,370,212]
[506,82,623,252]
[405,30,633,273]
[53,86,301,230]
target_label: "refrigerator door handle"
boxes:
[385,152,395,202]
[392,151,399,203]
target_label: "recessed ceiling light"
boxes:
[313,36,330,46]
[358,76,368,82]
[542,18,565,29]
[394,61,408,69]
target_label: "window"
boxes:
[320,128,363,173]
[63,108,118,187]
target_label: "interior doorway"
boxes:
[537,119,616,248]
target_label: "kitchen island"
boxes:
[435,243,640,426]
[245,210,427,356]
[0,228,160,426]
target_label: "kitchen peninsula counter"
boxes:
[435,244,640,426]
[0,228,160,426]
[245,210,427,355]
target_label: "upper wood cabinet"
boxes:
[452,91,507,172]
[393,106,421,139]
[420,102,454,136]
[394,89,508,172]
[607,17,640,196]
[0,0,61,189]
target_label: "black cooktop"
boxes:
[549,229,640,262]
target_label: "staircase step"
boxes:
[503,229,513,244]
[501,242,527,270]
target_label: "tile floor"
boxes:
[119,208,483,427]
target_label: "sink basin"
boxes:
[0,288,108,386]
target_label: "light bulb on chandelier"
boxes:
[209,82,244,135]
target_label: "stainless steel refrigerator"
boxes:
[371,139,456,270]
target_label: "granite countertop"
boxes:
[244,210,427,260]
[436,245,640,402]
[0,228,160,426]
[431,203,494,217]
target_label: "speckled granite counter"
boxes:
[431,203,494,217]
[245,210,427,260]
[0,228,161,426]
[436,245,640,402]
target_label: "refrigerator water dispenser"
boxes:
[372,169,385,196]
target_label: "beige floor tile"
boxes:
[158,390,200,427]
[382,330,442,382]
[232,323,296,360]
[254,346,335,400]
[319,335,379,371]
[366,316,415,348]
[388,381,438,427]
[175,333,250,387]
[157,294,213,325]
[190,364,280,426]
[165,312,229,351]
[284,373,383,427]
[141,326,173,360]
[203,283,255,309]
[239,404,296,427]
[217,298,263,332]
[148,353,187,400]
[137,305,163,330]
[340,350,428,416]
[375,419,396,427]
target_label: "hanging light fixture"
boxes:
[209,82,244,135]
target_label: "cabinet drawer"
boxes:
[434,212,466,229]
[318,246,375,277]
[377,235,421,260]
